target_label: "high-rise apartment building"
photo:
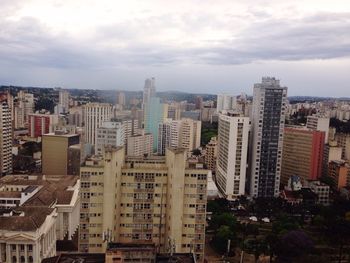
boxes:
[249,77,287,198]
[0,100,12,176]
[157,118,201,156]
[96,121,125,155]
[157,119,181,155]
[334,133,350,160]
[83,103,112,146]
[179,119,201,153]
[28,113,59,138]
[127,131,153,157]
[55,90,70,114]
[14,91,34,128]
[281,128,325,185]
[216,112,250,199]
[79,147,208,261]
[42,131,80,175]
[204,137,217,171]
[306,115,330,143]
[216,94,236,113]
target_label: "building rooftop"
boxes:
[0,191,21,198]
[0,206,55,231]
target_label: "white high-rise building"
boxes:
[306,115,330,143]
[216,112,250,200]
[83,103,112,146]
[157,118,201,155]
[157,119,181,155]
[127,131,153,157]
[55,90,70,114]
[0,100,12,176]
[217,94,236,113]
[96,121,125,155]
[249,77,287,198]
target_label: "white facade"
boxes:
[216,112,250,200]
[217,94,236,113]
[127,132,153,157]
[83,103,112,146]
[0,101,12,175]
[96,121,125,155]
[306,115,330,143]
[58,90,70,114]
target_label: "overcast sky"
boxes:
[1,0,350,96]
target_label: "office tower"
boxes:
[204,137,217,171]
[42,131,80,175]
[68,144,82,176]
[323,141,343,177]
[157,119,181,155]
[334,133,350,160]
[117,91,126,108]
[96,121,125,155]
[144,97,167,151]
[249,77,287,198]
[127,131,153,157]
[281,128,325,185]
[306,115,330,143]
[216,94,236,113]
[28,113,59,138]
[0,99,12,176]
[79,147,208,261]
[143,77,156,110]
[83,103,112,146]
[216,112,250,199]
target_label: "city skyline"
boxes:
[1,0,350,96]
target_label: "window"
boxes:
[28,256,33,263]
[28,245,33,252]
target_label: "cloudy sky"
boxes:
[1,0,350,96]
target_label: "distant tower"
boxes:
[117,91,126,109]
[0,97,12,176]
[249,77,288,198]
[57,90,70,113]
[143,77,156,110]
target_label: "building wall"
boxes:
[0,101,12,175]
[281,128,324,185]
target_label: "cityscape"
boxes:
[1,1,350,263]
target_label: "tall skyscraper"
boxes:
[116,91,126,108]
[144,97,167,151]
[83,103,112,146]
[216,112,250,200]
[79,147,208,261]
[0,99,12,176]
[249,77,287,198]
[14,91,34,128]
[143,77,156,110]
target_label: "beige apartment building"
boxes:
[79,147,209,262]
[204,137,217,171]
